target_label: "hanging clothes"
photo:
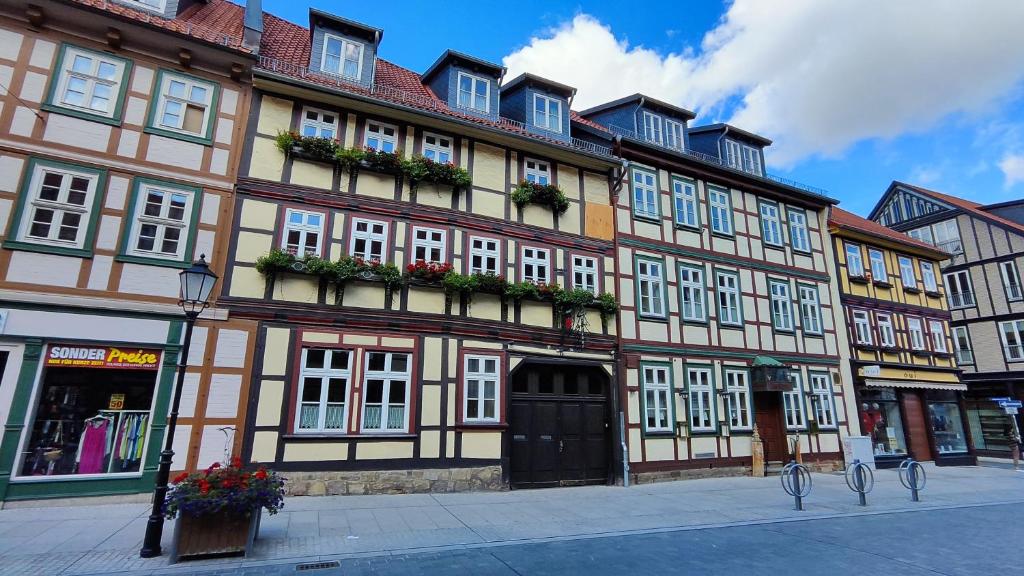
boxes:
[77,419,109,474]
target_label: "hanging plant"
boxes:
[402,155,472,193]
[554,288,596,315]
[596,292,619,319]
[504,281,540,301]
[511,180,570,214]
[473,272,508,295]
[255,249,297,276]
[442,271,479,295]
[275,131,339,163]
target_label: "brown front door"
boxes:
[901,391,933,461]
[754,393,788,462]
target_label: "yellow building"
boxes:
[829,207,972,466]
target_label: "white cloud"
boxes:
[502,1,1024,166]
[1000,154,1024,188]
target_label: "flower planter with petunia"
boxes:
[274,132,340,164]
[163,458,285,563]
[511,180,570,215]
[255,250,403,306]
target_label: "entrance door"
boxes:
[509,364,609,488]
[902,391,933,461]
[754,393,788,462]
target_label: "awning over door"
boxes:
[864,379,967,392]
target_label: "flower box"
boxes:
[170,507,261,562]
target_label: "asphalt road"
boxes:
[177,503,1023,576]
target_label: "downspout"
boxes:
[369,30,381,86]
[716,125,730,163]
[633,97,646,135]
[608,141,630,486]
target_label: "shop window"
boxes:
[123,179,199,263]
[641,364,672,433]
[784,372,806,430]
[687,366,715,432]
[360,352,411,432]
[7,159,104,255]
[18,344,161,478]
[860,388,908,457]
[678,264,706,322]
[411,227,446,263]
[520,246,550,284]
[45,44,130,121]
[463,355,500,423]
[928,394,969,454]
[572,255,599,295]
[637,258,665,319]
[282,209,325,257]
[349,218,387,261]
[809,373,835,429]
[724,369,751,430]
[469,236,500,275]
[301,107,339,139]
[296,348,350,433]
[150,70,218,143]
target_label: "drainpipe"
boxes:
[609,152,629,486]
[716,125,730,164]
[369,30,381,86]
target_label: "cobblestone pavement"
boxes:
[0,464,1021,575]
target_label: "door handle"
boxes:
[559,440,564,453]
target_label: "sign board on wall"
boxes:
[860,365,881,377]
[45,344,162,370]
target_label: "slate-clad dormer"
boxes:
[499,73,574,143]
[309,8,382,85]
[688,123,771,177]
[578,94,695,151]
[422,50,505,119]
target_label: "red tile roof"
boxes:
[895,181,1024,236]
[71,0,251,53]
[829,206,949,256]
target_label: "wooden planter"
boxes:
[170,508,261,563]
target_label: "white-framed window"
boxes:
[784,373,806,430]
[1000,260,1023,301]
[725,140,761,175]
[665,119,684,150]
[878,314,896,348]
[296,348,351,433]
[846,243,864,277]
[642,111,663,145]
[632,169,659,219]
[672,178,698,228]
[708,187,733,235]
[16,163,100,250]
[321,33,363,79]
[929,320,947,353]
[760,203,782,246]
[724,369,751,430]
[1000,320,1024,361]
[411,227,446,263]
[716,270,742,326]
[282,209,324,257]
[457,72,490,113]
[678,265,706,322]
[788,210,810,252]
[898,256,917,289]
[469,236,500,275]
[953,326,973,364]
[533,94,562,133]
[300,107,339,139]
[525,158,551,185]
[920,261,938,292]
[724,140,743,170]
[769,280,793,331]
[521,246,550,283]
[361,352,411,432]
[125,182,196,261]
[809,373,835,429]
[464,355,500,423]
[741,145,762,176]
[932,219,963,254]
[637,259,665,318]
[798,284,822,335]
[52,46,127,118]
[869,249,887,282]
[365,121,397,153]
[687,366,715,432]
[349,218,388,261]
[908,225,933,245]
[908,318,926,350]
[853,310,872,345]
[422,132,453,164]
[642,364,672,433]
[572,255,599,294]
[944,270,975,308]
[153,72,216,138]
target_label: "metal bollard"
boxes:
[781,460,812,511]
[899,458,926,502]
[844,459,874,506]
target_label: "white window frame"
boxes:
[878,314,896,348]
[716,270,742,326]
[741,145,762,176]
[932,219,963,254]
[788,210,810,252]
[672,178,698,228]
[809,373,836,429]
[411,226,446,263]
[1000,260,1023,302]
[349,218,388,261]
[929,320,947,353]
[944,270,975,308]
[53,46,127,118]
[687,366,716,433]
[920,261,938,292]
[125,182,196,261]
[572,255,599,295]
[853,310,872,345]
[769,280,794,332]
[153,71,216,138]
[784,373,806,430]
[16,163,100,250]
[760,203,782,246]
[642,111,663,145]
[724,369,752,430]
[898,256,917,289]
[533,93,562,133]
[637,259,665,318]
[724,140,743,170]
[868,249,887,282]
[1000,320,1024,361]
[281,208,325,257]
[525,158,551,186]
[296,348,351,433]
[953,326,973,364]
[665,119,684,150]
[360,351,412,433]
[908,317,926,351]
[457,71,490,113]
[300,106,340,139]
[708,187,733,235]
[321,33,364,79]
[364,121,398,153]
[798,285,822,335]
[632,169,659,219]
[520,246,550,284]
[463,355,500,423]
[469,236,500,275]
[846,243,865,278]
[678,264,706,322]
[642,364,673,433]
[422,132,453,164]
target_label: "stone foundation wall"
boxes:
[631,465,752,485]
[283,465,504,496]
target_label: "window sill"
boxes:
[879,346,900,354]
[681,317,709,326]
[719,323,744,330]
[633,214,662,224]
[763,242,786,251]
[873,280,892,289]
[638,315,670,324]
[282,433,418,440]
[773,327,796,335]
[849,275,870,285]
[925,290,943,298]
[903,287,922,295]
[144,125,213,146]
[673,223,701,232]
[688,429,720,436]
[855,343,878,351]
[710,231,735,240]
[791,248,813,256]
[2,239,93,259]
[803,332,825,339]
[911,350,931,357]
[116,253,191,269]
[642,430,676,438]
[41,102,123,126]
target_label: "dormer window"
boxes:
[642,111,663,145]
[533,94,562,133]
[322,34,363,79]
[525,159,550,185]
[365,121,397,152]
[725,140,763,176]
[457,72,489,113]
[665,120,684,150]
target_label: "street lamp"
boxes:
[140,255,218,558]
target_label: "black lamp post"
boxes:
[140,255,218,558]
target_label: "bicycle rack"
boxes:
[844,459,874,506]
[898,458,927,502]
[780,460,812,511]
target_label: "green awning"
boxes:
[752,355,784,367]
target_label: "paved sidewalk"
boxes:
[0,464,1021,576]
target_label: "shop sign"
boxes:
[46,344,161,370]
[108,394,126,410]
[860,365,881,377]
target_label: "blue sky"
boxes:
[261,1,1024,216]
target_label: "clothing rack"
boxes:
[98,410,150,474]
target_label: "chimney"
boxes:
[243,0,263,54]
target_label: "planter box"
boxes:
[170,508,261,563]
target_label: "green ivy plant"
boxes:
[274,132,339,162]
